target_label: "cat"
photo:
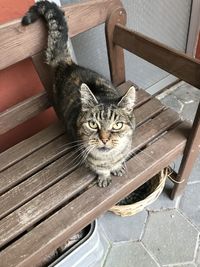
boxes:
[22,0,136,187]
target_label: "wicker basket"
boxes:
[109,169,167,217]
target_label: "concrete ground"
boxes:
[96,82,200,267]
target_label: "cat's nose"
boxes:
[101,138,109,145]
[99,130,110,145]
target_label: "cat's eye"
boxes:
[88,120,98,129]
[112,122,123,130]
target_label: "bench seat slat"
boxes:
[0,152,80,220]
[0,91,50,135]
[0,122,190,267]
[0,134,71,195]
[0,106,180,248]
[0,167,94,249]
[0,121,64,172]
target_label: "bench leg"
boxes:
[171,102,200,199]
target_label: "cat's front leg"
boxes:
[97,171,112,188]
[111,164,126,177]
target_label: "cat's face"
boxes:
[77,84,136,155]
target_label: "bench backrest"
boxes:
[0,0,125,135]
[1,0,200,136]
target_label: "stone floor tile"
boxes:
[164,264,196,267]
[142,210,199,265]
[179,183,200,230]
[173,83,200,122]
[160,94,183,114]
[147,179,180,211]
[197,248,200,267]
[98,210,148,242]
[104,242,159,267]
[98,211,148,242]
[95,227,110,267]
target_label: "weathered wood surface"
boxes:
[0,104,180,222]
[113,24,200,89]
[171,102,200,198]
[0,0,123,70]
[0,73,190,267]
[105,7,126,86]
[0,121,64,172]
[0,92,50,135]
[0,122,190,267]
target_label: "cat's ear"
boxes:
[80,83,98,111]
[117,86,136,114]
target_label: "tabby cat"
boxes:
[22,0,136,187]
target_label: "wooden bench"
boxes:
[0,0,200,266]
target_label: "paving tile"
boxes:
[147,178,180,211]
[95,227,110,267]
[197,247,200,267]
[173,83,200,105]
[164,264,196,267]
[142,210,199,265]
[104,242,159,267]
[179,183,200,230]
[160,94,183,114]
[173,83,200,122]
[160,82,200,122]
[98,210,148,242]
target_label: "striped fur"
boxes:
[22,1,136,187]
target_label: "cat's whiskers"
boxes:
[60,145,85,165]
[56,140,85,151]
[79,145,95,165]
[61,145,95,171]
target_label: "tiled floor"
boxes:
[96,82,200,267]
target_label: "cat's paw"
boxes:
[97,176,112,188]
[111,165,126,176]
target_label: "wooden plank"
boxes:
[0,122,64,172]
[0,134,72,195]
[0,122,190,267]
[0,91,50,135]
[0,152,82,220]
[0,0,122,70]
[0,167,95,249]
[171,102,200,198]
[134,97,164,126]
[105,6,126,86]
[0,107,180,221]
[31,52,53,93]
[113,24,200,89]
[131,108,180,151]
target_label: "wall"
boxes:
[62,0,192,90]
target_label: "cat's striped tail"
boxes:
[22,0,73,66]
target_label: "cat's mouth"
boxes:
[97,146,111,152]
